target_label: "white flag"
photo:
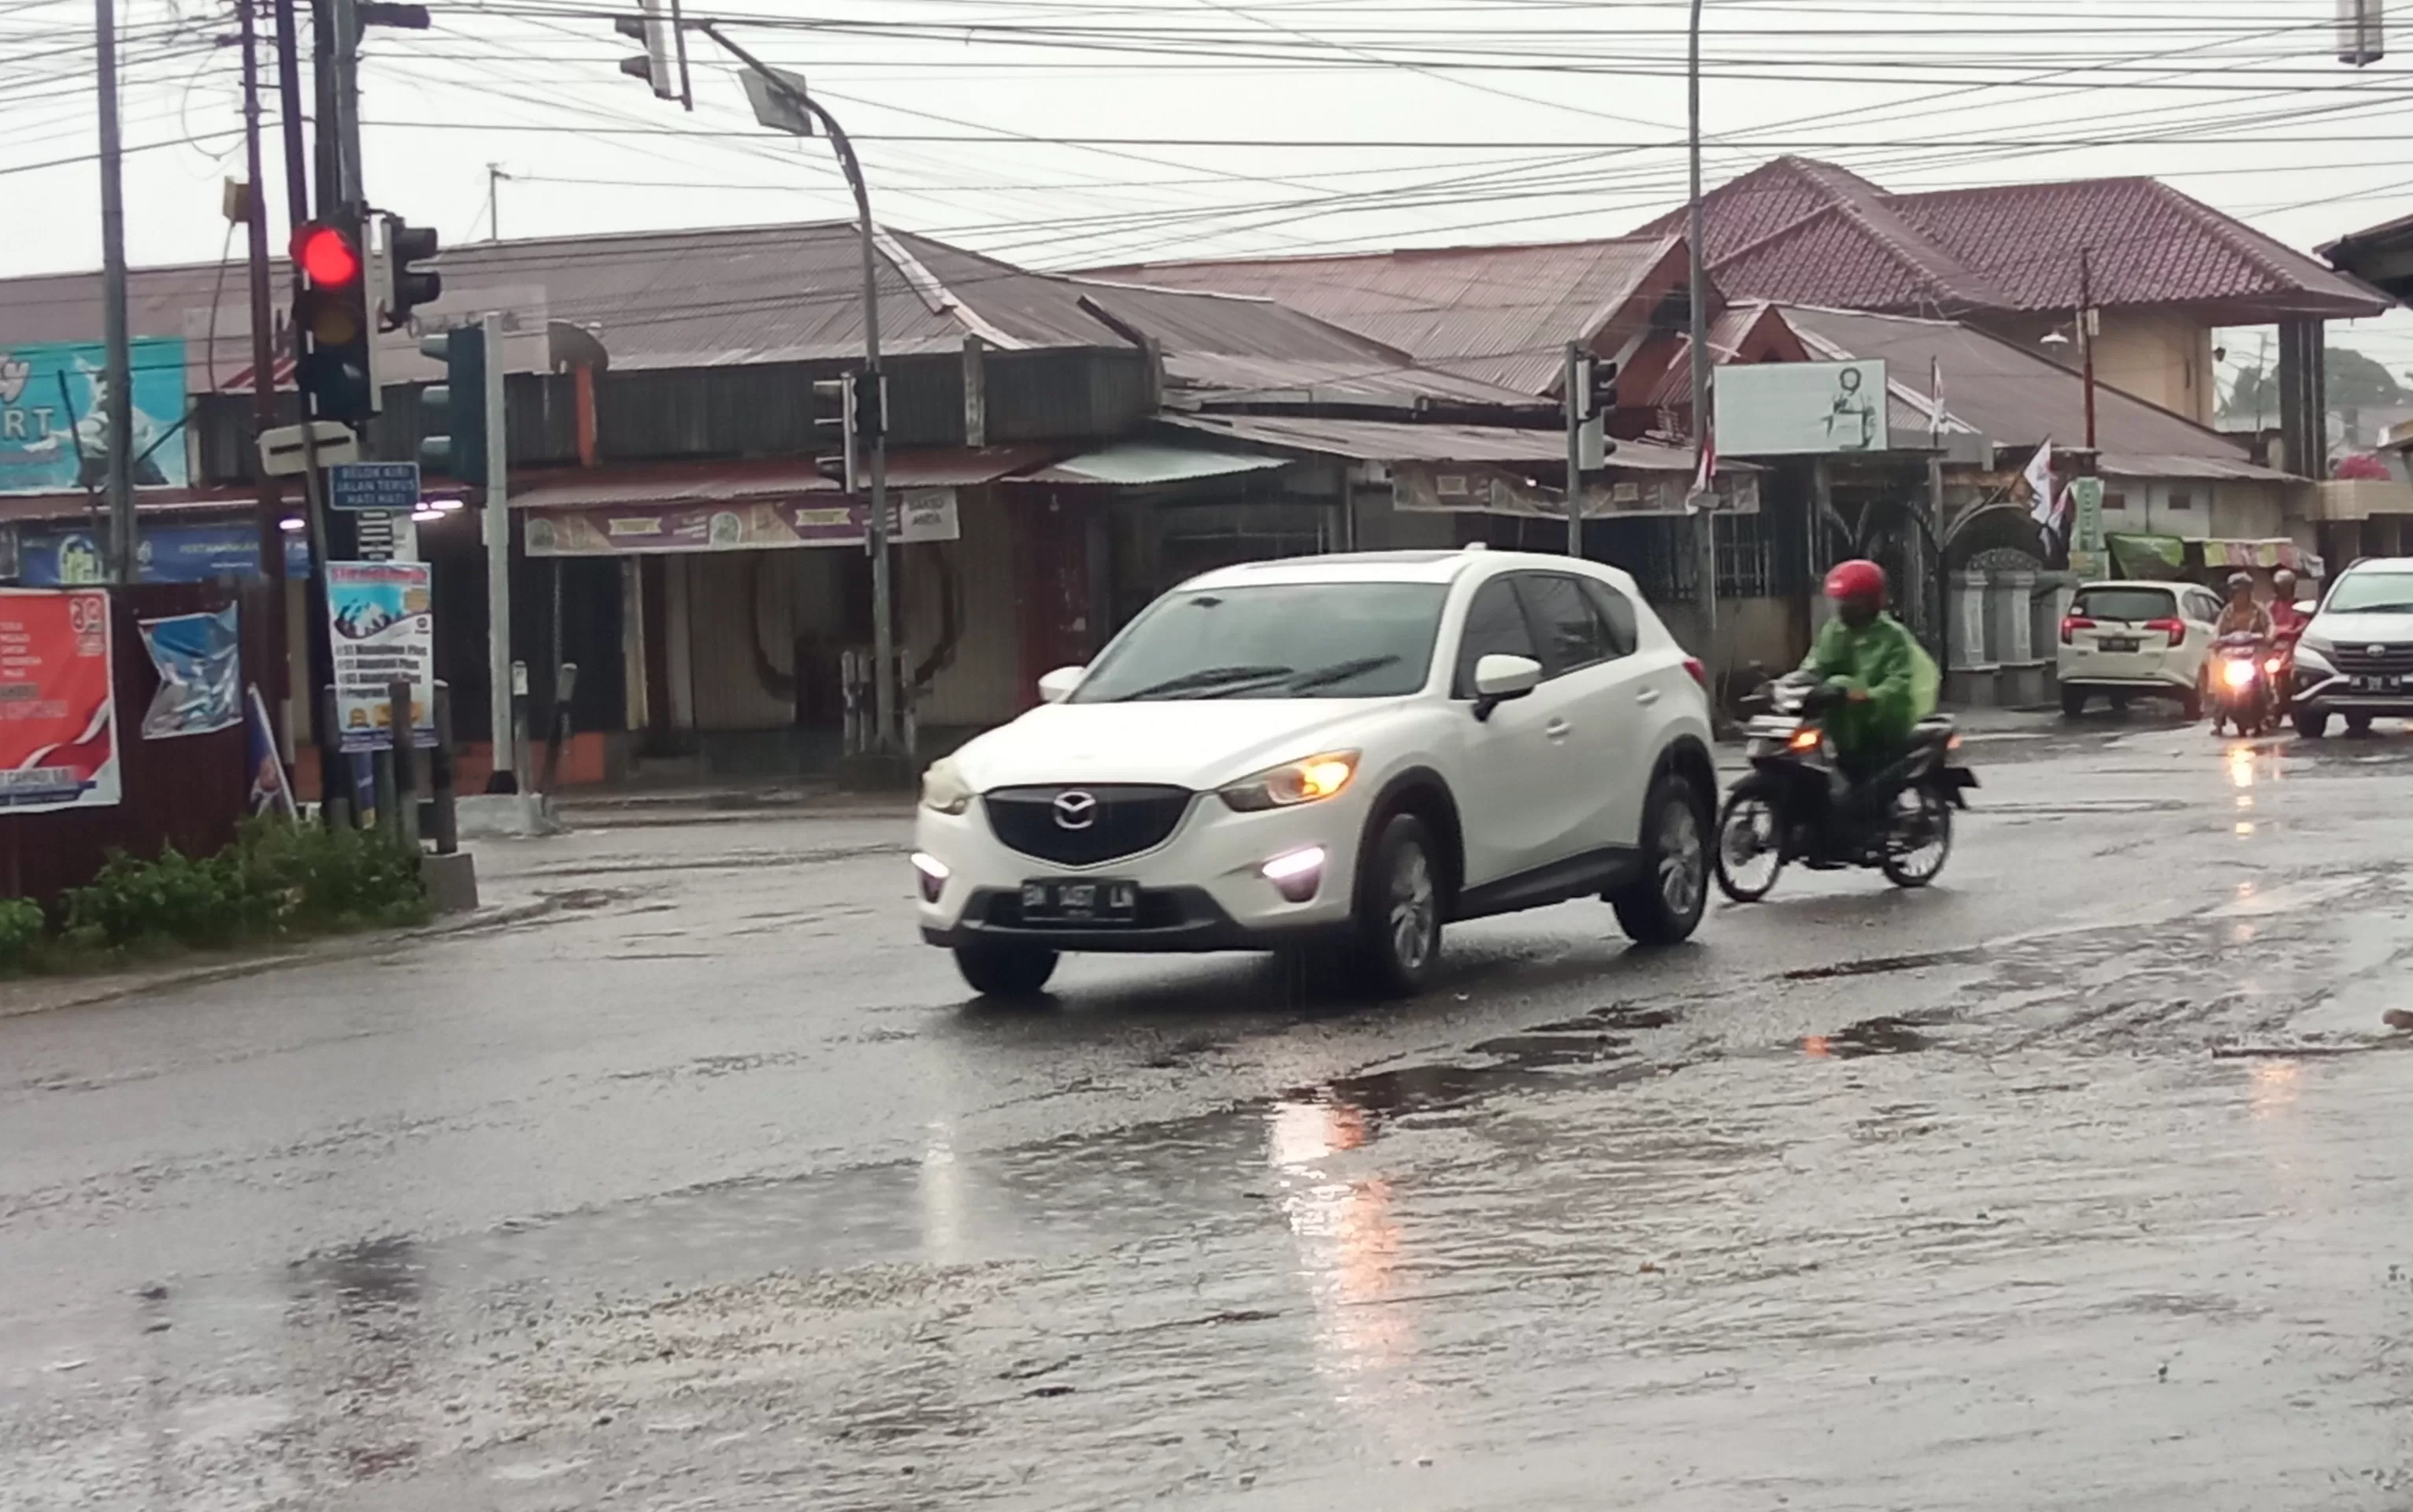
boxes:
[2023,442,2055,528]
[1929,358,1944,438]
[1686,424,1717,513]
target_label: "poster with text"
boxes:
[0,587,121,812]
[0,337,190,495]
[326,561,436,752]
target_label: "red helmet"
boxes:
[1823,559,1887,604]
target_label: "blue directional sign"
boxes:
[327,460,422,513]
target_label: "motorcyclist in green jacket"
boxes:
[1800,560,1940,803]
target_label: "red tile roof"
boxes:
[1637,157,2383,321]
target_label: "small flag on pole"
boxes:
[2023,441,2056,529]
[1687,424,1717,513]
[1929,358,1945,438]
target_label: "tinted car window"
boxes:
[2072,587,2178,623]
[1453,578,1540,695]
[1515,574,1614,676]
[1071,582,1447,702]
[1579,578,1640,658]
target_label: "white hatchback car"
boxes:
[2056,579,2223,718]
[912,548,1719,999]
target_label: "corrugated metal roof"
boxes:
[1777,306,2271,468]
[1164,413,1701,472]
[1020,440,1288,486]
[1085,236,1685,395]
[2098,453,2296,483]
[1637,156,2384,321]
[0,224,1522,406]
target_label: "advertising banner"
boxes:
[137,604,240,739]
[1392,463,1759,519]
[522,490,961,557]
[243,684,297,820]
[14,522,308,585]
[1714,360,1891,457]
[0,586,120,813]
[0,337,190,495]
[326,561,436,753]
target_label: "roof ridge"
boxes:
[1093,230,1673,276]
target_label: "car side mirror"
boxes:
[1471,653,1542,720]
[1036,665,1084,704]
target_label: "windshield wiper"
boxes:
[1114,664,1294,701]
[1282,654,1403,693]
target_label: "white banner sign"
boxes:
[1714,359,1891,457]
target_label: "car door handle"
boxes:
[1635,687,1662,706]
[1544,717,1571,740]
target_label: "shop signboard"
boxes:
[522,489,962,556]
[0,337,190,495]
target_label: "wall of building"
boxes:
[908,490,1029,731]
[2096,477,2285,539]
[1978,309,2218,425]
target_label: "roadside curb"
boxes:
[0,897,563,1021]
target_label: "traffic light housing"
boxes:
[616,0,674,98]
[811,371,860,494]
[1589,360,1619,421]
[382,217,442,332]
[418,324,487,484]
[292,220,373,424]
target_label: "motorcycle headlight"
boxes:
[1218,750,1359,813]
[920,758,974,815]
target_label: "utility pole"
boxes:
[487,164,510,240]
[2078,246,2099,452]
[479,310,513,792]
[240,0,289,739]
[700,24,899,758]
[1685,0,1718,671]
[95,0,135,585]
[1563,343,1586,558]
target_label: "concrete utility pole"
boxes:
[2078,246,2099,451]
[95,0,135,584]
[704,24,899,759]
[1686,0,1718,668]
[480,310,514,791]
[240,0,289,739]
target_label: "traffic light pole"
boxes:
[479,312,516,793]
[1562,343,1584,558]
[701,25,899,759]
[239,0,290,743]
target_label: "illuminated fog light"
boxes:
[1261,845,1326,902]
[911,850,951,902]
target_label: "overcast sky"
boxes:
[8,0,2413,393]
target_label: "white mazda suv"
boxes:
[912,547,1718,999]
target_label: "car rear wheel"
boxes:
[952,942,1059,1000]
[2294,708,2331,739]
[1614,773,1711,946]
[1344,812,1444,999]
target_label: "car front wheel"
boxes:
[1345,811,1444,999]
[2294,708,2331,739]
[953,942,1059,1000]
[1614,772,1711,946]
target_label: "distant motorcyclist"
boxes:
[1799,561,1940,817]
[2214,572,2272,642]
[2269,569,2309,639]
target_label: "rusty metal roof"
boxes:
[1638,157,2384,321]
[1086,236,1687,395]
[1777,306,2270,467]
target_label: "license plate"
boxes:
[1021,878,1139,924]
[2357,675,2401,692]
[2098,636,2141,653]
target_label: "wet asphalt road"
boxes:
[9,715,2413,1509]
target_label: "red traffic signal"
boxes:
[293,222,361,287]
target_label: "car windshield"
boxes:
[2325,572,2413,614]
[1071,582,1447,702]
[2072,587,2176,622]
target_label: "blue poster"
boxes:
[0,337,190,495]
[138,605,240,739]
[14,522,308,584]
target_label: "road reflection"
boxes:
[1263,1097,1413,1399]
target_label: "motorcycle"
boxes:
[2208,631,2282,737]
[1714,673,1980,902]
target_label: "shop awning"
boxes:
[2106,532,2324,580]
[1165,412,1707,472]
[508,447,1060,510]
[2097,453,2297,484]
[1019,440,1289,487]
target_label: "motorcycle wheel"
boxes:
[1713,783,1786,902]
[1881,784,1953,889]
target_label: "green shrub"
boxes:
[0,898,43,974]
[61,820,426,954]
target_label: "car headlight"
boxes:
[1218,750,1360,813]
[2296,635,2336,667]
[920,758,974,815]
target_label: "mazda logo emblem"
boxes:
[1052,791,1099,830]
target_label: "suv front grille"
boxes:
[982,784,1194,867]
[2327,642,2413,677]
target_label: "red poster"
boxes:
[0,587,120,813]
